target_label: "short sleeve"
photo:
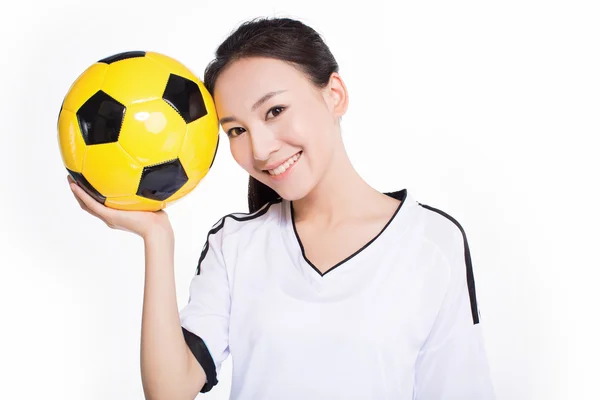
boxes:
[413,228,496,399]
[179,217,231,393]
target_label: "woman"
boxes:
[68,16,496,400]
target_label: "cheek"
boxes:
[284,112,319,148]
[288,113,332,157]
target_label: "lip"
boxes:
[262,151,302,172]
[264,151,302,181]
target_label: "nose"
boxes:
[250,127,280,164]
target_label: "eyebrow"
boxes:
[218,90,287,125]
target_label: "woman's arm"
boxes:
[140,226,206,400]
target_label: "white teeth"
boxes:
[268,152,300,176]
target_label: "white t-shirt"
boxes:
[179,189,496,399]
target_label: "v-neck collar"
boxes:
[279,189,409,279]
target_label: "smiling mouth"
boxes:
[262,151,302,176]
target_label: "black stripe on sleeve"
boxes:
[183,199,284,391]
[418,203,480,325]
[182,327,218,393]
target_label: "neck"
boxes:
[291,135,382,228]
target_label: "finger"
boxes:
[70,185,99,218]
[70,183,106,219]
[71,187,89,210]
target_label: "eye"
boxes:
[226,127,245,138]
[267,106,285,119]
[225,106,286,138]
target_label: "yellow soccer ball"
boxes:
[57,51,219,211]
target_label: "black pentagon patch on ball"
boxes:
[77,90,125,145]
[137,159,188,201]
[98,51,146,64]
[162,74,207,123]
[66,168,106,204]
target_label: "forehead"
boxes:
[213,57,307,112]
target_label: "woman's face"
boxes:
[213,56,347,201]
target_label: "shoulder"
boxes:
[206,198,284,241]
[412,198,469,264]
[414,198,482,325]
[195,198,284,274]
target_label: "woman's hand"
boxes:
[67,175,172,239]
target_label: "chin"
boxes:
[273,180,314,202]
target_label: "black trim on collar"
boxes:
[291,189,408,277]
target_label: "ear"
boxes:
[323,72,349,120]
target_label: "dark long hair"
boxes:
[203,17,339,213]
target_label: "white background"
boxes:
[1,0,598,399]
